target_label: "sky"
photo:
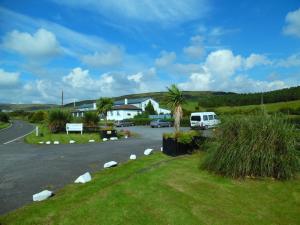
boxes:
[0,0,299,104]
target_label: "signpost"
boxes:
[66,123,83,135]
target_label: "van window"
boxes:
[209,115,214,120]
[203,115,208,121]
[191,116,201,121]
[214,115,219,120]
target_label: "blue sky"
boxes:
[0,0,299,104]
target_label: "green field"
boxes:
[0,122,10,130]
[1,152,299,225]
[25,124,101,144]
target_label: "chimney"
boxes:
[124,98,128,105]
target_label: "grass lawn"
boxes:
[25,124,101,144]
[0,122,10,130]
[1,152,299,225]
[215,100,300,114]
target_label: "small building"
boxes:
[71,103,97,117]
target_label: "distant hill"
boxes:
[65,86,300,110]
[0,103,57,112]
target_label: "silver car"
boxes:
[150,119,172,128]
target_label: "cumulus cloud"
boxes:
[283,8,300,38]
[81,47,123,67]
[276,53,300,67]
[2,28,61,58]
[205,49,242,78]
[155,51,176,67]
[244,54,272,69]
[183,35,205,59]
[0,68,20,88]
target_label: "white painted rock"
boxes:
[104,161,118,168]
[144,148,153,155]
[53,141,59,145]
[88,139,95,143]
[74,172,92,184]
[160,147,163,151]
[102,138,108,141]
[38,141,44,144]
[125,135,128,139]
[46,141,51,145]
[110,137,118,140]
[69,140,75,144]
[32,190,53,201]
[130,154,136,160]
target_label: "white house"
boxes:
[72,103,97,117]
[108,97,171,121]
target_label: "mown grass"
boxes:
[25,124,101,144]
[0,122,10,130]
[1,152,299,225]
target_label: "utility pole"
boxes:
[61,89,64,108]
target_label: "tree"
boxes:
[145,101,156,115]
[97,97,114,126]
[165,84,184,133]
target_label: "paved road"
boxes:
[0,122,194,215]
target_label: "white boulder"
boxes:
[104,161,118,168]
[32,190,53,202]
[102,138,108,141]
[74,172,92,184]
[129,154,136,160]
[38,141,44,144]
[46,141,51,145]
[53,141,59,145]
[110,137,118,141]
[125,135,128,139]
[144,148,153,155]
[160,147,163,151]
[69,140,75,144]
[88,139,95,143]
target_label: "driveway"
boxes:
[0,121,213,215]
[0,122,192,215]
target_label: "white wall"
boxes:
[107,110,141,121]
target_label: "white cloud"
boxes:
[0,68,20,87]
[276,53,300,67]
[128,72,143,82]
[205,49,242,78]
[179,68,212,90]
[244,54,272,69]
[2,28,61,58]
[62,67,93,88]
[283,8,300,38]
[81,47,123,67]
[51,0,210,25]
[183,35,205,59]
[155,51,176,67]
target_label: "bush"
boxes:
[48,110,71,133]
[163,130,200,144]
[128,118,152,125]
[202,113,299,180]
[0,112,10,123]
[28,111,46,123]
[83,112,99,126]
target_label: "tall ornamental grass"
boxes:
[202,114,299,180]
[48,110,71,133]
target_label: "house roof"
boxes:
[112,105,142,111]
[77,103,94,109]
[114,97,151,105]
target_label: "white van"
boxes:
[190,112,220,129]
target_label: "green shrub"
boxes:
[202,113,299,180]
[28,111,46,123]
[83,112,99,126]
[128,118,151,125]
[0,112,10,123]
[163,130,200,144]
[48,110,71,133]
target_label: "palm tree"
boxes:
[165,84,184,133]
[97,97,114,126]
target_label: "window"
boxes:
[110,111,113,116]
[203,115,208,121]
[209,115,214,120]
[191,116,201,121]
[117,111,120,116]
[214,115,219,120]
[127,113,131,116]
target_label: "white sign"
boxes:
[66,123,83,135]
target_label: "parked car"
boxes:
[150,119,172,128]
[114,120,135,127]
[190,112,220,130]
